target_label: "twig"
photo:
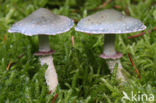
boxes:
[128,27,156,39]
[72,36,75,46]
[3,35,7,42]
[6,61,13,71]
[128,53,141,79]
[128,30,151,39]
[99,0,112,8]
[6,53,26,71]
[51,94,58,103]
[153,26,156,30]
[89,0,112,11]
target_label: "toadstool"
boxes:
[75,9,146,81]
[8,8,74,92]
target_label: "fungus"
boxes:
[8,8,74,91]
[75,9,146,81]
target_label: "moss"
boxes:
[0,0,156,103]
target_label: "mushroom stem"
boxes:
[39,55,58,92]
[106,59,125,81]
[38,35,58,92]
[103,34,125,81]
[39,35,51,52]
[103,34,116,56]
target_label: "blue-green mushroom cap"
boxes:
[8,8,74,36]
[75,9,146,34]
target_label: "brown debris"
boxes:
[6,61,13,71]
[3,35,7,42]
[128,30,151,39]
[128,53,141,79]
[51,94,58,103]
[128,31,148,39]
[90,0,112,11]
[72,36,75,46]
[128,26,156,39]
[153,26,156,31]
[99,0,112,8]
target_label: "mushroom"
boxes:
[8,8,74,92]
[75,9,146,81]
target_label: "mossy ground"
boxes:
[0,0,156,103]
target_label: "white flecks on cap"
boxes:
[75,9,146,34]
[8,8,74,36]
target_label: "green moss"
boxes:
[0,0,156,103]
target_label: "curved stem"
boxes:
[103,34,116,56]
[40,55,58,92]
[38,35,58,92]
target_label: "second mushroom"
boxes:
[75,9,146,81]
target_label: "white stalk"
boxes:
[39,55,58,91]
[103,34,125,81]
[106,59,125,81]
[38,35,58,92]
